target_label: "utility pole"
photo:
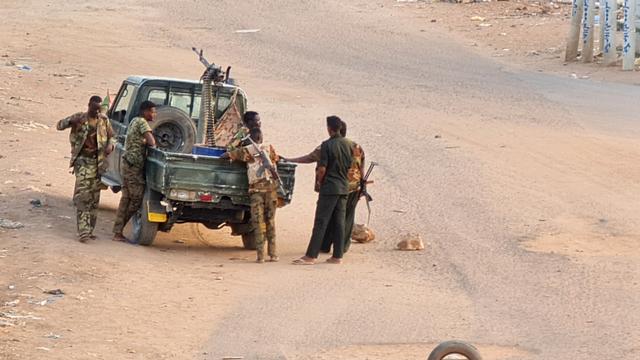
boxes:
[622,0,637,70]
[566,0,584,61]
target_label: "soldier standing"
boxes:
[285,121,364,254]
[57,95,115,243]
[112,101,157,243]
[293,116,352,265]
[223,127,279,263]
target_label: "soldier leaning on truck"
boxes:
[285,120,364,255]
[57,95,115,243]
[227,111,261,151]
[112,101,157,243]
[223,127,280,263]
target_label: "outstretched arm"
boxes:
[283,146,321,164]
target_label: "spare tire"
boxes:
[152,106,196,153]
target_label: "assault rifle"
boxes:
[360,161,377,225]
[242,135,286,195]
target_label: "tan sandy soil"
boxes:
[1,0,639,359]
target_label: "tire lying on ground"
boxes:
[152,106,196,153]
[427,341,482,360]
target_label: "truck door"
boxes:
[103,83,136,186]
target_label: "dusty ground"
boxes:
[1,0,639,359]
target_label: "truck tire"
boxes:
[152,106,196,153]
[427,341,482,360]
[241,231,257,250]
[132,188,160,246]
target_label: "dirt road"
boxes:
[1,0,639,359]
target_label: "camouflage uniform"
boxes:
[227,126,249,151]
[57,112,115,240]
[229,144,279,261]
[112,117,152,236]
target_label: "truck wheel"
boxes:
[132,188,160,246]
[152,106,196,153]
[241,231,257,250]
[427,341,482,360]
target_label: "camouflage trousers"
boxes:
[250,190,277,259]
[113,160,146,234]
[73,156,101,238]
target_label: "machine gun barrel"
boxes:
[191,47,211,68]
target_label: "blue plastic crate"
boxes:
[191,145,226,157]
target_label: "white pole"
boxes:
[598,3,605,54]
[582,0,596,62]
[566,0,584,61]
[622,0,637,70]
[603,0,617,65]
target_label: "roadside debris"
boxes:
[30,199,43,208]
[3,299,20,307]
[0,218,24,229]
[43,289,64,295]
[235,29,260,33]
[351,224,375,243]
[0,311,44,321]
[44,333,62,339]
[397,233,425,251]
[16,64,32,72]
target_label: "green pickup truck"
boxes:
[101,75,296,248]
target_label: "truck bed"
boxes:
[145,148,296,208]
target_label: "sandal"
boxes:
[292,258,315,265]
[112,234,129,242]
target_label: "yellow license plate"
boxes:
[147,212,167,223]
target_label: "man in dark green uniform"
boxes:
[293,116,352,265]
[285,121,365,254]
[112,101,157,242]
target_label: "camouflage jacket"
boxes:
[229,143,279,193]
[346,139,364,193]
[226,126,249,151]
[57,112,115,175]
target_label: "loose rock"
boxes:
[397,233,425,251]
[351,224,376,243]
[0,218,23,229]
